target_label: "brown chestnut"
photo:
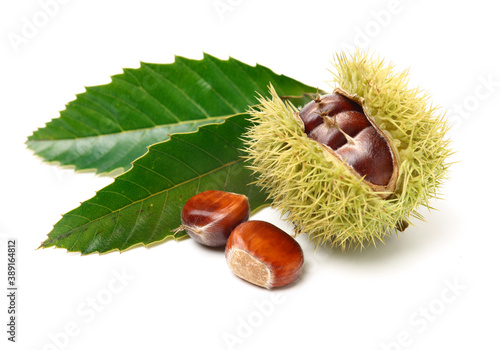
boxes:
[179,190,250,247]
[298,92,395,187]
[225,221,304,289]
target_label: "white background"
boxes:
[1,0,499,349]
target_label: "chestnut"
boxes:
[225,221,304,289]
[179,190,250,247]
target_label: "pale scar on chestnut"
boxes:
[226,248,271,289]
[225,221,304,289]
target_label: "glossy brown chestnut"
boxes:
[180,190,250,247]
[299,92,395,186]
[225,221,304,289]
[299,93,364,134]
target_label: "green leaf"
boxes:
[27,54,317,175]
[40,114,269,255]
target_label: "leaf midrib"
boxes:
[28,115,231,142]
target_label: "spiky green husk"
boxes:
[244,51,452,250]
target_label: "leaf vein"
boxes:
[70,101,124,132]
[115,178,152,195]
[204,55,254,105]
[176,59,240,114]
[63,213,91,222]
[89,87,157,127]
[61,113,102,136]
[84,217,104,253]
[149,148,200,176]
[174,137,225,165]
[115,73,181,123]
[99,190,133,203]
[146,191,168,244]
[143,64,211,118]
[84,202,113,213]
[133,163,176,186]
[120,201,144,250]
